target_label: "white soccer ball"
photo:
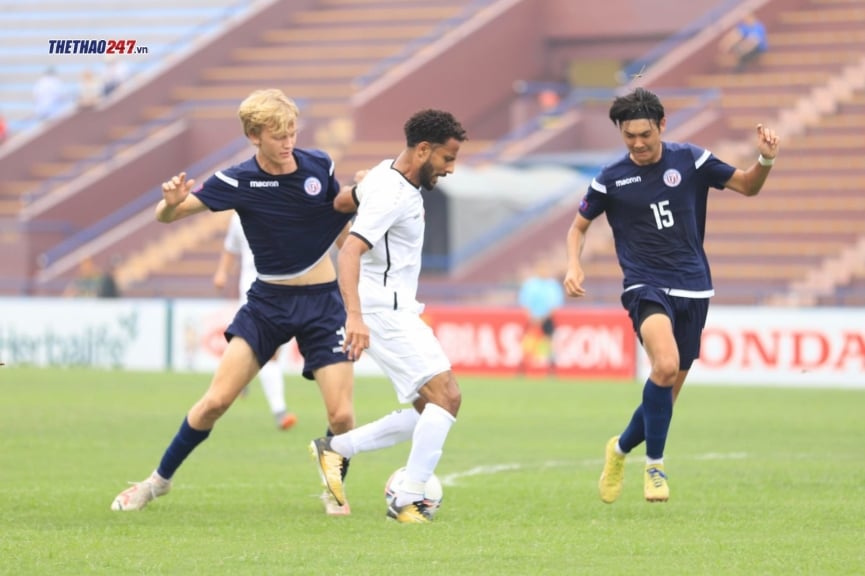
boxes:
[384,467,443,515]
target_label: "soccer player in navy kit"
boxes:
[111,89,357,514]
[564,87,779,503]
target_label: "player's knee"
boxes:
[194,393,233,423]
[326,404,354,435]
[651,357,679,386]
[424,372,462,417]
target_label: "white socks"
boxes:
[330,408,420,459]
[257,360,286,415]
[395,403,456,506]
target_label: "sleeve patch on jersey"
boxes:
[590,178,607,194]
[695,149,712,169]
[215,171,239,188]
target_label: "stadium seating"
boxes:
[5,0,863,306]
[451,0,865,307]
[0,0,249,134]
[113,0,481,296]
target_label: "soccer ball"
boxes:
[384,467,443,515]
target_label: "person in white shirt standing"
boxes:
[213,212,297,431]
[309,109,467,523]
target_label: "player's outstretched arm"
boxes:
[725,124,780,197]
[564,213,591,298]
[155,172,207,222]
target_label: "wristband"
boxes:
[758,154,775,167]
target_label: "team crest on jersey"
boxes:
[304,177,322,196]
[663,169,682,187]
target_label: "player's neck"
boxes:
[255,151,297,175]
[393,151,419,187]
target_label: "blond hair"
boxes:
[237,89,300,138]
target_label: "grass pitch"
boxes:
[1,367,862,575]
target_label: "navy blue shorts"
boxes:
[620,285,709,370]
[225,280,349,380]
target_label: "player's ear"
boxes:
[416,141,432,161]
[658,117,667,134]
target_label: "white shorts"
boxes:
[364,309,451,403]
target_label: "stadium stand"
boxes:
[2,0,488,296]
[447,0,865,307]
[2,0,862,308]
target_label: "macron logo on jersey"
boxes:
[250,180,279,188]
[615,176,642,187]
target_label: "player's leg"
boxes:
[111,336,260,511]
[380,312,458,522]
[295,283,356,513]
[598,298,666,503]
[638,307,679,502]
[329,406,421,460]
[258,348,296,430]
[309,360,355,514]
[322,311,431,463]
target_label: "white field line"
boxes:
[440,452,748,487]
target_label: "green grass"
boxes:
[1,367,863,575]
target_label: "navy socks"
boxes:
[618,404,646,453]
[641,379,673,460]
[157,417,211,480]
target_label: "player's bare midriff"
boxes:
[263,254,336,286]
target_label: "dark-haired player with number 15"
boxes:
[564,87,779,503]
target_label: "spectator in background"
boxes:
[64,258,101,297]
[97,258,120,298]
[518,258,564,374]
[33,67,66,120]
[78,68,102,109]
[101,56,129,97]
[719,13,768,72]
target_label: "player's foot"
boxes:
[320,490,351,516]
[599,435,626,503]
[644,464,669,502]
[309,437,346,506]
[277,412,297,430]
[110,472,171,511]
[386,500,433,524]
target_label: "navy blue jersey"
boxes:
[579,142,735,292]
[194,149,352,277]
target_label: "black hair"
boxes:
[404,109,468,148]
[608,87,665,128]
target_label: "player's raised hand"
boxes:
[756,124,779,159]
[161,172,195,206]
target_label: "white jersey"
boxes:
[350,159,425,313]
[223,212,257,299]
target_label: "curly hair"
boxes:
[404,109,468,148]
[608,87,665,128]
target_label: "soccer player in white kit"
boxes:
[310,109,467,523]
[213,212,298,431]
